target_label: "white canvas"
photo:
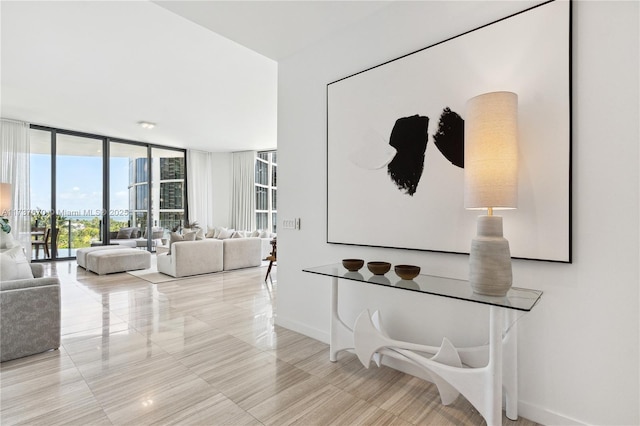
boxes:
[327,0,571,262]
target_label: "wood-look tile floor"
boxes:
[1,260,540,426]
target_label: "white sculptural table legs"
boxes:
[328,276,519,426]
[329,276,355,361]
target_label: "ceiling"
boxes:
[0,1,392,153]
[153,1,392,62]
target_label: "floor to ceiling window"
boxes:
[29,128,52,261]
[255,151,277,233]
[152,147,185,233]
[110,141,149,246]
[55,133,104,258]
[29,125,186,260]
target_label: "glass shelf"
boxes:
[303,263,542,312]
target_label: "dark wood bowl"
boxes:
[394,264,421,280]
[367,261,391,275]
[342,259,364,271]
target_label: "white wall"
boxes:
[276,1,639,425]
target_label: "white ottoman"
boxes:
[86,248,151,275]
[76,245,128,269]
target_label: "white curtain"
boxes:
[0,118,31,252]
[186,149,215,229]
[230,150,256,231]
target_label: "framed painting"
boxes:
[327,0,571,262]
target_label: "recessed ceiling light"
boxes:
[138,121,156,129]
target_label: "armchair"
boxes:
[0,263,61,362]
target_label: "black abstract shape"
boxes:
[433,107,464,168]
[387,115,429,196]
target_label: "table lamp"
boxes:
[464,91,518,296]
[0,182,12,233]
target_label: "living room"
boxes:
[1,1,638,426]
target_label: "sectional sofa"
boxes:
[156,237,262,278]
[91,226,164,249]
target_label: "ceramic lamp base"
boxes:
[469,215,512,297]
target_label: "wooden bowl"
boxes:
[342,259,364,271]
[367,261,391,275]
[394,264,421,280]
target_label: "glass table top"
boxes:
[303,263,542,312]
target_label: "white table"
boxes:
[303,264,542,426]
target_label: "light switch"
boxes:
[282,218,301,230]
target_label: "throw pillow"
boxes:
[0,231,19,250]
[168,231,181,255]
[250,230,260,238]
[205,226,215,238]
[195,228,205,240]
[182,228,204,240]
[213,226,223,239]
[168,231,197,255]
[0,246,34,280]
[231,231,242,238]
[217,228,235,239]
[259,230,270,238]
[116,228,133,239]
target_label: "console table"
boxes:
[303,264,542,426]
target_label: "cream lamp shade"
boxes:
[464,91,518,297]
[464,91,518,210]
[0,182,11,213]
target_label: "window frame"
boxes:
[255,151,277,233]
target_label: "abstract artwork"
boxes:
[327,0,571,262]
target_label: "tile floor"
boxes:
[0,260,539,425]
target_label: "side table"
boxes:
[303,264,542,426]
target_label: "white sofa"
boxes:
[205,227,275,259]
[157,239,223,278]
[223,238,262,271]
[156,237,263,278]
[91,227,164,249]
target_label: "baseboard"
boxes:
[518,400,587,426]
[275,316,329,344]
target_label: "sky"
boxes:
[30,154,129,220]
